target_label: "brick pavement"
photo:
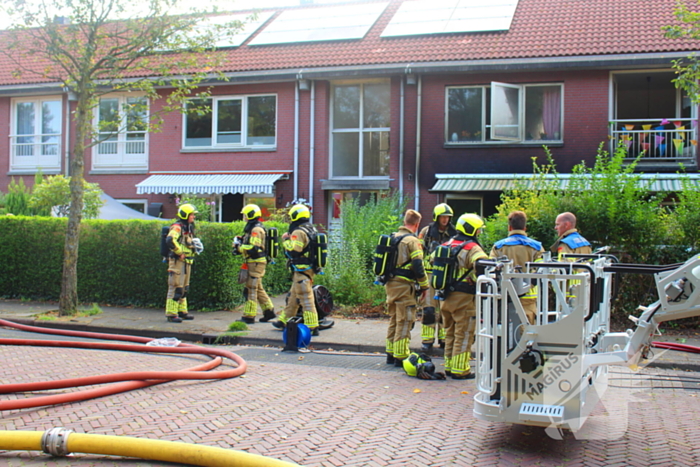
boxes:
[2,343,700,466]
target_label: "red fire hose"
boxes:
[651,341,700,354]
[0,318,246,411]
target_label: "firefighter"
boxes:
[489,211,544,325]
[550,212,592,304]
[272,204,320,335]
[385,209,430,367]
[439,213,488,379]
[418,203,457,351]
[235,204,276,324]
[165,203,203,323]
[550,212,592,259]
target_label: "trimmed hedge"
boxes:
[0,216,291,310]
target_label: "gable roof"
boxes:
[1,0,698,87]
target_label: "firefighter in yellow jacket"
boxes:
[385,209,430,367]
[418,203,457,351]
[272,204,320,335]
[235,204,276,324]
[165,203,203,323]
[489,210,544,325]
[439,213,488,379]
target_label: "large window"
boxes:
[184,94,277,148]
[331,82,390,178]
[94,94,148,169]
[446,82,563,144]
[10,96,62,171]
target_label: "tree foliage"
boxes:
[0,0,241,314]
[29,175,104,219]
[663,2,700,103]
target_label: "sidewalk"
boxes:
[1,297,699,370]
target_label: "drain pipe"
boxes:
[309,80,315,219]
[0,428,299,467]
[414,76,422,212]
[293,80,300,201]
[399,77,404,196]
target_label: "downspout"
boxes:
[399,78,404,196]
[64,93,72,176]
[293,80,300,201]
[414,76,422,212]
[309,80,315,221]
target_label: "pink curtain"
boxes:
[542,88,561,139]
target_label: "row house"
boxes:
[1,0,699,227]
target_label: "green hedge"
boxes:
[0,216,291,310]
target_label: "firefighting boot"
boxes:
[239,316,255,324]
[260,309,276,322]
[178,312,194,320]
[167,315,182,323]
[386,353,395,364]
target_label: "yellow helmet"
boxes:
[289,204,311,222]
[433,203,454,222]
[177,203,198,220]
[455,213,484,237]
[241,204,262,221]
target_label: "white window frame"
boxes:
[10,95,63,172]
[116,199,147,213]
[330,80,391,179]
[445,82,564,144]
[182,93,278,149]
[92,93,149,170]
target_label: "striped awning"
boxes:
[430,173,700,192]
[136,172,287,195]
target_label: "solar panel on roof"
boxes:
[205,11,275,48]
[248,2,389,45]
[381,0,520,38]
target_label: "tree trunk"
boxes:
[59,94,89,316]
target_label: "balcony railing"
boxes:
[10,134,61,170]
[97,138,146,155]
[609,118,697,163]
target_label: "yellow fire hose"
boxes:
[0,429,300,467]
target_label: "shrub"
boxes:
[29,175,104,219]
[5,178,32,216]
[316,191,408,307]
[0,216,291,310]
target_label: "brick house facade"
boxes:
[1,0,699,227]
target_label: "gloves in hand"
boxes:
[192,238,204,254]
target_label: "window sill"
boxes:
[90,169,149,175]
[321,178,391,190]
[180,147,277,154]
[8,169,61,176]
[444,142,564,149]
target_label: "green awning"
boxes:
[430,173,700,192]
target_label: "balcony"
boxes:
[10,134,61,172]
[609,118,698,170]
[93,133,148,170]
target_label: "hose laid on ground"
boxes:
[0,429,298,467]
[0,318,247,411]
[651,341,700,354]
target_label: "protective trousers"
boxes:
[242,262,273,318]
[280,271,318,329]
[166,258,191,316]
[441,291,477,376]
[420,286,446,344]
[385,279,417,361]
[520,297,537,325]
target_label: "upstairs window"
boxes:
[184,94,277,148]
[10,96,62,171]
[94,94,148,169]
[446,82,563,144]
[331,81,390,178]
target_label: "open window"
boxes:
[446,82,563,144]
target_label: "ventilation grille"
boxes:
[519,403,564,422]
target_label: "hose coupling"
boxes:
[41,427,73,456]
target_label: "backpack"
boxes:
[431,239,477,299]
[160,225,170,262]
[294,223,328,273]
[265,226,280,262]
[373,233,411,285]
